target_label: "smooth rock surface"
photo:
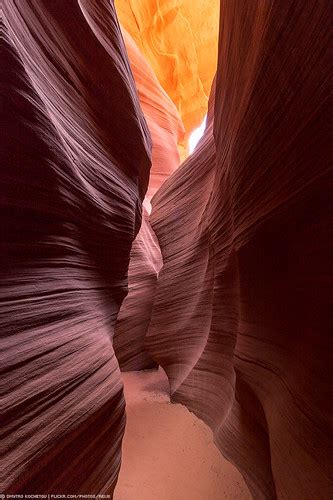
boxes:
[114,27,183,371]
[147,1,333,498]
[2,0,332,498]
[115,0,219,150]
[1,1,150,494]
[114,208,162,371]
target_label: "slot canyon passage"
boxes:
[1,0,332,498]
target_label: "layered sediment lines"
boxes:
[115,0,219,152]
[147,1,333,498]
[120,29,184,200]
[113,28,183,371]
[1,1,150,494]
[114,207,162,371]
[2,0,332,497]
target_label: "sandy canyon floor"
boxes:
[114,369,251,500]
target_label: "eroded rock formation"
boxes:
[1,0,332,498]
[147,1,333,498]
[114,206,162,371]
[1,1,151,494]
[113,28,183,370]
[115,0,219,154]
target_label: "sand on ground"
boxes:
[114,369,251,500]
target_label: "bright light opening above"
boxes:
[189,115,207,154]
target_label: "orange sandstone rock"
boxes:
[115,0,219,149]
[114,28,183,370]
[147,1,333,498]
[121,28,184,198]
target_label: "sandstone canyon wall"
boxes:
[113,28,183,370]
[146,1,333,498]
[1,0,332,498]
[1,0,151,494]
[115,0,219,155]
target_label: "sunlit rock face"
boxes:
[147,1,332,498]
[115,0,219,153]
[120,28,184,199]
[2,0,332,498]
[1,1,150,495]
[114,5,217,371]
[113,28,183,371]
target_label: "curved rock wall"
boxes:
[2,0,332,497]
[115,0,219,151]
[120,27,184,201]
[114,207,161,371]
[1,1,150,494]
[147,1,333,498]
[113,28,183,371]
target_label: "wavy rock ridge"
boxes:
[1,0,151,494]
[115,0,219,155]
[113,27,183,371]
[147,1,333,498]
[1,0,332,499]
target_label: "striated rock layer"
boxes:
[1,1,151,495]
[113,28,183,371]
[114,207,162,371]
[115,0,219,152]
[120,28,184,200]
[147,1,333,498]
